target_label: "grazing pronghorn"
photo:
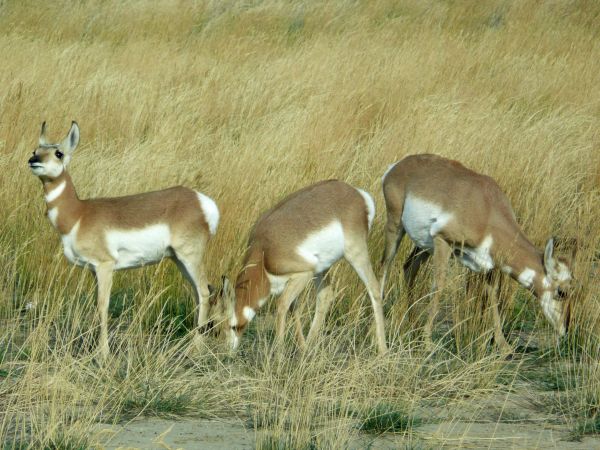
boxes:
[219,180,387,354]
[380,154,574,352]
[28,122,219,359]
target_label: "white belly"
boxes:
[106,224,173,270]
[402,195,453,250]
[296,221,345,274]
[402,195,495,273]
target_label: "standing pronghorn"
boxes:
[380,154,574,352]
[219,180,388,354]
[28,122,219,359]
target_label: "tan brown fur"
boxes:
[224,180,387,354]
[381,154,573,353]
[29,122,218,360]
[43,170,211,245]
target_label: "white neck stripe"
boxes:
[45,181,66,203]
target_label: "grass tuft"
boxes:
[359,402,422,434]
[0,0,599,447]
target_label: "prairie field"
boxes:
[1,0,599,448]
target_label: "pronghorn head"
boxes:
[539,237,575,336]
[28,121,79,179]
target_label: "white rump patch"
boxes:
[267,272,289,296]
[196,192,219,236]
[382,161,399,184]
[296,221,345,274]
[45,181,66,203]
[106,224,172,270]
[243,306,256,321]
[355,188,376,230]
[47,207,58,227]
[518,267,536,288]
[402,194,454,250]
[456,234,495,273]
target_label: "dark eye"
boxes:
[557,288,568,299]
[55,151,63,159]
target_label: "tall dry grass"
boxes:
[0,0,599,447]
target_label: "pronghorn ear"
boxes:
[221,275,235,300]
[543,237,556,274]
[62,121,80,154]
[219,276,235,313]
[39,121,48,146]
[553,236,578,269]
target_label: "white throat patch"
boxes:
[243,306,256,321]
[517,267,536,288]
[540,291,565,335]
[45,181,66,203]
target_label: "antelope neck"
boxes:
[42,171,82,235]
[498,231,546,294]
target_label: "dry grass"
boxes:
[0,0,599,447]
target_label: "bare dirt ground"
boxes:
[96,328,600,449]
[99,381,600,450]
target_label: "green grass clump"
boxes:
[1,0,600,447]
[359,402,422,434]
[3,430,92,450]
[256,434,318,450]
[570,415,600,441]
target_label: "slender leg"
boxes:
[290,301,306,348]
[380,213,405,299]
[306,274,336,345]
[173,250,211,332]
[95,262,114,360]
[485,275,512,354]
[423,236,452,351]
[346,240,388,355]
[293,308,306,348]
[403,246,431,289]
[275,272,313,349]
[402,247,431,323]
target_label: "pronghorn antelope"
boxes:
[28,122,219,359]
[380,154,574,352]
[219,180,388,354]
